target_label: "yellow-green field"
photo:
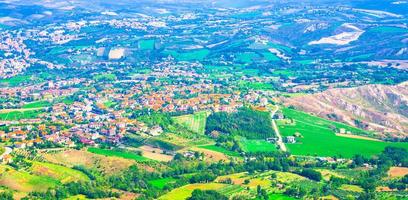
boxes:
[173,111,208,134]
[0,164,58,192]
[158,183,228,200]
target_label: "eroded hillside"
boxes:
[284,82,408,138]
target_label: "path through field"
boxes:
[268,105,287,152]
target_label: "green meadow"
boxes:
[239,138,277,153]
[148,177,177,189]
[198,145,241,157]
[279,108,408,158]
[164,49,210,61]
[87,148,149,162]
[139,39,155,50]
[22,101,52,109]
[0,109,44,121]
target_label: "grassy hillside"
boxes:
[279,108,408,158]
[31,161,89,183]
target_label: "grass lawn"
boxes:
[239,138,277,153]
[87,148,149,162]
[279,108,408,158]
[198,145,241,157]
[158,183,228,200]
[0,109,44,121]
[173,111,208,134]
[22,101,51,109]
[148,177,177,189]
[31,161,89,183]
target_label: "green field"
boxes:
[173,111,208,134]
[262,52,280,61]
[236,52,260,63]
[279,108,408,158]
[239,138,277,153]
[368,26,408,33]
[0,75,31,87]
[139,39,155,50]
[31,161,90,183]
[198,145,241,157]
[0,109,44,121]
[268,193,296,200]
[22,101,51,109]
[148,177,177,189]
[87,147,149,162]
[164,49,210,61]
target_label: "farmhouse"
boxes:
[285,136,296,143]
[149,125,163,136]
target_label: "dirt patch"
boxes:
[41,149,135,175]
[335,134,381,141]
[191,147,228,162]
[388,167,408,178]
[136,145,173,162]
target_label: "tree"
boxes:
[300,169,322,181]
[0,191,13,200]
[187,189,228,200]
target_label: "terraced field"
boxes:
[279,108,408,158]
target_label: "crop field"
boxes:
[239,138,277,153]
[340,184,364,193]
[173,111,208,134]
[87,148,149,162]
[148,177,177,189]
[0,109,44,121]
[279,108,408,158]
[158,183,228,200]
[31,161,89,183]
[0,164,58,192]
[197,145,241,157]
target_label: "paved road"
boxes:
[269,105,287,152]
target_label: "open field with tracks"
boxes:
[173,111,208,135]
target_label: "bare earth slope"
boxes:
[284,82,408,138]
